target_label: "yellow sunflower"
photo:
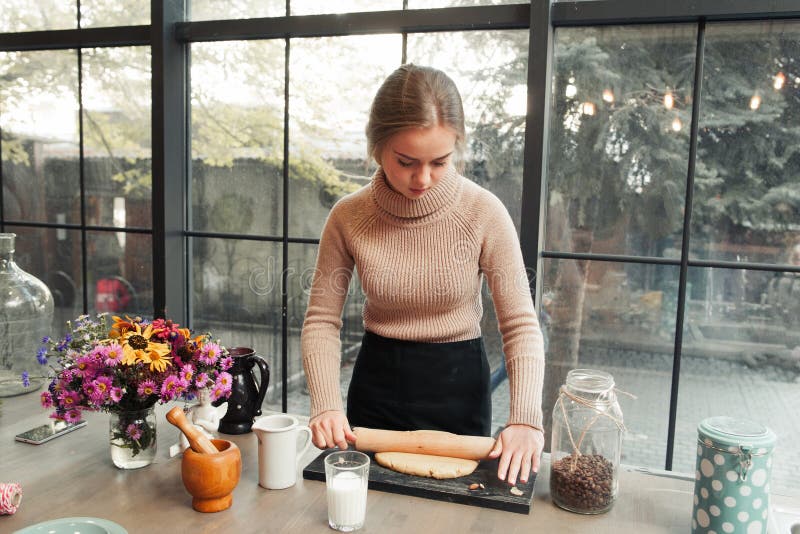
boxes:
[116,322,172,372]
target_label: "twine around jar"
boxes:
[556,385,634,471]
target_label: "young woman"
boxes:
[301,64,545,485]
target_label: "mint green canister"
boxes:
[692,416,776,534]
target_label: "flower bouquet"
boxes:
[30,314,233,468]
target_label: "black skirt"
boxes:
[346,331,492,437]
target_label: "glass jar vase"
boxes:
[0,233,54,397]
[109,406,157,469]
[550,368,625,514]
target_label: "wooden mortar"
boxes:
[181,439,242,513]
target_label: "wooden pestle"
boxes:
[166,406,219,455]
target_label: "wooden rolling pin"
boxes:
[353,428,495,461]
[166,406,219,455]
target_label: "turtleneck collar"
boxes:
[371,166,462,220]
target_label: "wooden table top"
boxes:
[0,392,795,533]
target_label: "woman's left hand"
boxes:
[487,424,545,485]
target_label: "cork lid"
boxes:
[0,233,15,255]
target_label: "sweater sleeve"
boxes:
[479,193,546,430]
[301,202,355,418]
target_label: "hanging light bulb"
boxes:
[582,102,596,116]
[664,92,674,110]
[602,89,615,103]
[749,94,761,110]
[565,84,577,98]
[773,72,786,90]
[671,117,682,132]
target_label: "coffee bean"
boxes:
[550,453,616,513]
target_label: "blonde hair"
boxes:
[366,64,466,172]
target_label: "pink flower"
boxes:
[179,364,194,383]
[41,391,54,408]
[199,343,221,365]
[75,355,95,375]
[59,390,81,408]
[94,375,113,396]
[104,343,123,366]
[215,372,233,393]
[137,380,157,397]
[126,423,142,441]
[220,356,233,371]
[110,386,124,403]
[83,381,99,401]
[210,386,227,402]
[160,375,187,401]
[195,372,210,388]
[64,408,82,424]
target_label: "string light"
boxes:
[581,102,596,116]
[749,94,761,111]
[773,72,785,90]
[671,118,682,132]
[565,84,577,98]
[664,92,674,110]
[602,89,614,103]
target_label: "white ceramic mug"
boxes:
[252,414,312,490]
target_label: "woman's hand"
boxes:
[309,410,357,450]
[487,424,545,485]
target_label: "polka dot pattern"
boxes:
[691,438,773,533]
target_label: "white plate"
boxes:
[14,516,127,534]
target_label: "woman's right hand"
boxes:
[309,410,357,450]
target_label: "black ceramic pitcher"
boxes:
[216,347,270,434]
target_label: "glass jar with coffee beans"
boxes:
[550,369,625,514]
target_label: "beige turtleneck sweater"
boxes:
[301,167,545,429]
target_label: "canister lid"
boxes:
[697,416,776,453]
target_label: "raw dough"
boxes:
[375,451,478,479]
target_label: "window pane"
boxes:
[1,50,80,225]
[0,0,76,32]
[190,0,284,21]
[676,266,799,497]
[87,230,152,317]
[80,0,149,27]
[7,226,83,332]
[83,47,152,229]
[407,29,528,230]
[291,0,399,16]
[541,258,680,467]
[191,41,285,236]
[407,0,525,8]
[546,25,697,257]
[191,237,282,413]
[287,243,366,416]
[288,35,401,239]
[693,21,800,265]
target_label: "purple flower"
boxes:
[42,336,51,344]
[126,423,142,441]
[21,371,30,387]
[65,333,72,343]
[55,340,67,352]
[36,346,48,365]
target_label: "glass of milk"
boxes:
[324,451,370,532]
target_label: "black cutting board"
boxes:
[302,449,536,514]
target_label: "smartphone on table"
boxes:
[14,419,87,444]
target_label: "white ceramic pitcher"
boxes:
[252,414,313,489]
